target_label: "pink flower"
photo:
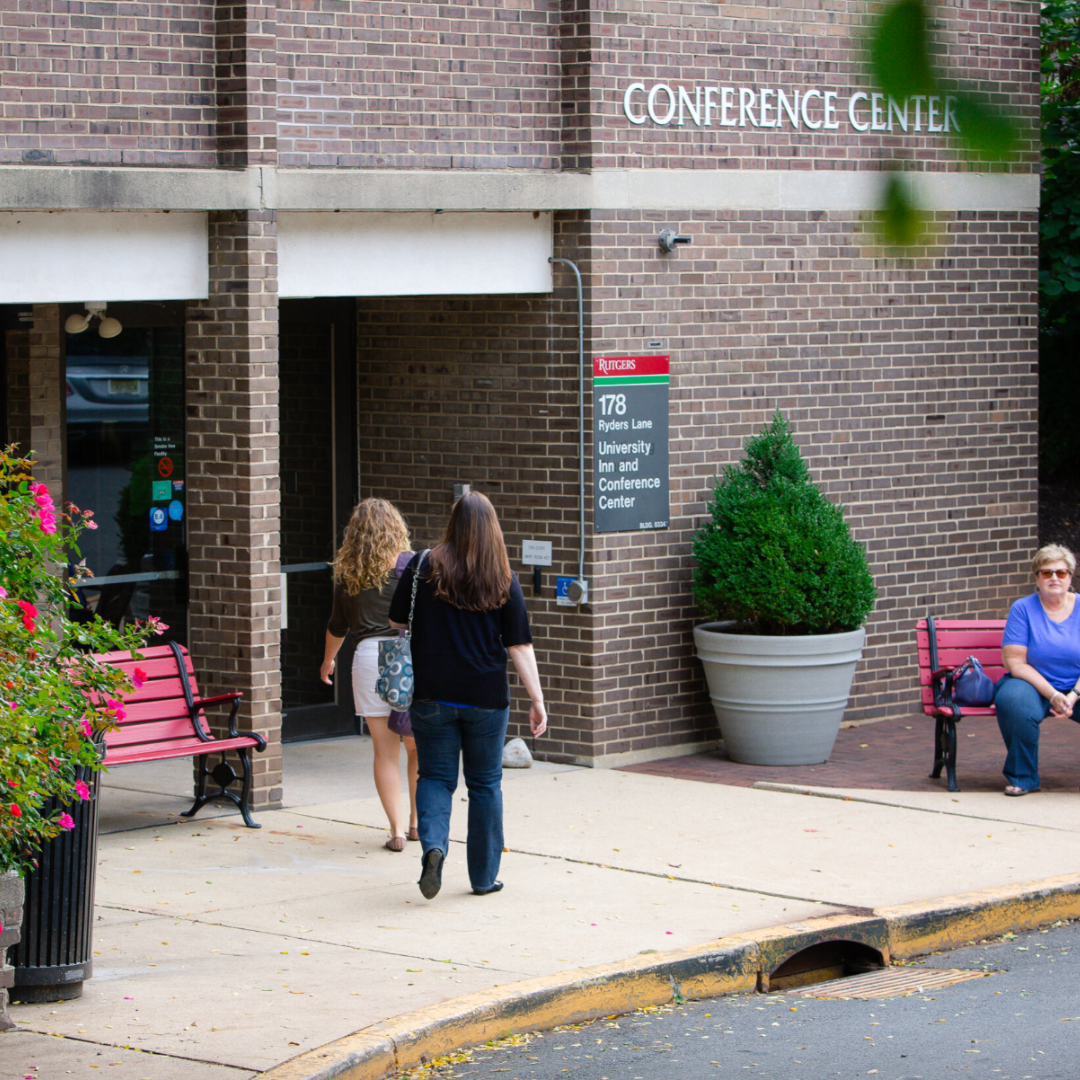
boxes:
[30,483,58,534]
[0,586,6,599]
[18,600,37,632]
[57,812,75,831]
[81,718,93,739]
[86,520,98,530]
[132,668,148,690]
[146,616,169,635]
[105,697,127,722]
[75,779,90,801]
[8,804,21,818]
[6,779,16,788]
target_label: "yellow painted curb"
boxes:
[881,871,1080,959]
[259,874,1080,1080]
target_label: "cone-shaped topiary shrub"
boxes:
[692,413,876,635]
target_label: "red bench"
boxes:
[94,641,266,828]
[916,616,1007,792]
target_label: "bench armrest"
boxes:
[188,692,245,741]
[193,693,243,708]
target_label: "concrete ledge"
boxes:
[0,166,262,210]
[0,166,1039,213]
[258,874,1080,1080]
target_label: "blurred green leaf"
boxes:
[870,0,936,99]
[952,94,1019,160]
[877,174,923,245]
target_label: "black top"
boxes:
[389,553,532,709]
[326,553,412,645]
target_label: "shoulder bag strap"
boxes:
[406,550,430,641]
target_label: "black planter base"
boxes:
[10,959,91,1003]
[10,982,84,1003]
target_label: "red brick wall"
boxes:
[563,0,1039,172]
[0,0,217,166]
[585,206,1038,756]
[0,1,1038,172]
[356,207,1038,762]
[276,0,564,169]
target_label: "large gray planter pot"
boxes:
[1,871,25,1032]
[694,622,866,766]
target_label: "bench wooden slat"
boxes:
[106,735,265,765]
[103,717,211,749]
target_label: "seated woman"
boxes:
[996,543,1080,796]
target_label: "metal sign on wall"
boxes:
[593,355,670,534]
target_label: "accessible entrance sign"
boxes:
[593,355,669,534]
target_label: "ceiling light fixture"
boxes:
[65,302,123,338]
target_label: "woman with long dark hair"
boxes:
[321,498,418,850]
[389,492,546,899]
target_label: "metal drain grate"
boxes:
[786,967,992,999]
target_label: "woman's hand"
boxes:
[1051,690,1076,717]
[529,698,547,737]
[321,630,345,684]
[508,643,547,738]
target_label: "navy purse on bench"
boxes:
[950,655,996,707]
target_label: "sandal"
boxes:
[1004,785,1040,797]
[384,835,406,852]
[406,827,419,842]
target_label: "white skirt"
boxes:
[351,636,394,717]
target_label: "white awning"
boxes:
[277,210,553,297]
[0,211,208,302]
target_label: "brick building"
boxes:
[0,1,1040,808]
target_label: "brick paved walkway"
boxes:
[620,714,1080,793]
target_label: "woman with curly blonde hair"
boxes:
[321,498,418,849]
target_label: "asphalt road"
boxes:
[414,921,1080,1080]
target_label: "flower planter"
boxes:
[694,622,866,766]
[8,772,100,1003]
[0,871,25,1031]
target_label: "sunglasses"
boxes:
[1038,568,1072,579]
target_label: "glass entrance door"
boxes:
[279,298,357,741]
[64,303,187,643]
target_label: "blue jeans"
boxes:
[994,674,1079,790]
[409,699,509,891]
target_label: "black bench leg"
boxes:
[182,751,261,828]
[182,755,212,820]
[930,715,946,779]
[944,717,960,793]
[235,746,260,829]
[930,715,961,791]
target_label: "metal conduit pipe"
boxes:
[549,256,586,588]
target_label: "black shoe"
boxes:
[472,880,504,895]
[419,848,444,899]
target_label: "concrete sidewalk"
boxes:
[5,727,1080,1080]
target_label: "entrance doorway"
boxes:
[63,301,188,644]
[279,298,357,741]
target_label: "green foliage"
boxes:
[692,415,877,636]
[0,447,157,876]
[868,0,1020,242]
[1040,1,1080,478]
[870,0,936,99]
[878,174,925,246]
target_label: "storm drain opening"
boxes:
[762,940,886,993]
[786,966,993,1000]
